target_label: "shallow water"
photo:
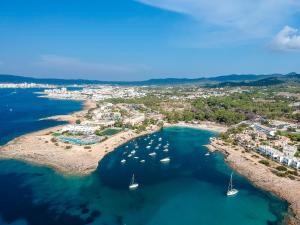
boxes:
[0,89,288,225]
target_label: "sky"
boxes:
[1,0,300,81]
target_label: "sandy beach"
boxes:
[207,139,300,225]
[165,121,228,133]
[0,99,158,175]
[0,124,159,176]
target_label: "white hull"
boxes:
[160,157,170,164]
[227,189,238,196]
[129,183,139,190]
[149,152,157,157]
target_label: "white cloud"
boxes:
[33,55,146,80]
[136,0,300,37]
[270,26,300,51]
[36,55,135,73]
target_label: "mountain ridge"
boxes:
[0,73,298,86]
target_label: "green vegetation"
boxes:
[162,91,293,125]
[259,159,270,166]
[277,130,300,142]
[276,166,287,171]
[105,87,295,126]
[52,132,61,137]
[219,124,248,143]
[95,128,122,136]
[75,119,81,124]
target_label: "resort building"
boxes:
[61,125,97,135]
[257,145,300,169]
[251,123,276,137]
[124,114,145,126]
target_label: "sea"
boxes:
[0,88,288,225]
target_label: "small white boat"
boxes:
[140,159,146,163]
[155,146,159,150]
[160,157,170,164]
[163,148,169,152]
[125,146,129,148]
[129,174,139,191]
[146,145,151,149]
[205,152,210,156]
[120,159,126,164]
[134,156,139,159]
[128,154,132,158]
[131,150,136,154]
[149,152,157,157]
[158,137,162,141]
[227,172,239,196]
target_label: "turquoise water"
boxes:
[0,89,288,225]
[58,136,99,145]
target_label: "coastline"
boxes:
[0,99,160,175]
[0,99,297,223]
[0,96,228,177]
[206,139,300,225]
[164,121,227,133]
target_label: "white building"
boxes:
[251,123,276,137]
[124,114,145,126]
[61,125,97,135]
[257,145,300,169]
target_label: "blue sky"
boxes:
[1,0,300,80]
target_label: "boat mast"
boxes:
[228,173,233,191]
[131,174,135,185]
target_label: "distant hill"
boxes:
[0,73,299,86]
[208,73,300,88]
[209,77,285,88]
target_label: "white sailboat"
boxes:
[227,173,238,196]
[163,148,169,152]
[205,152,210,156]
[131,150,136,154]
[120,159,126,164]
[129,174,139,190]
[149,152,157,157]
[140,159,146,163]
[160,157,170,164]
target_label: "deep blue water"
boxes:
[0,89,288,225]
[0,88,82,145]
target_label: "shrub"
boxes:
[259,160,270,166]
[276,166,287,171]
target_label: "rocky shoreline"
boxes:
[206,139,300,225]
